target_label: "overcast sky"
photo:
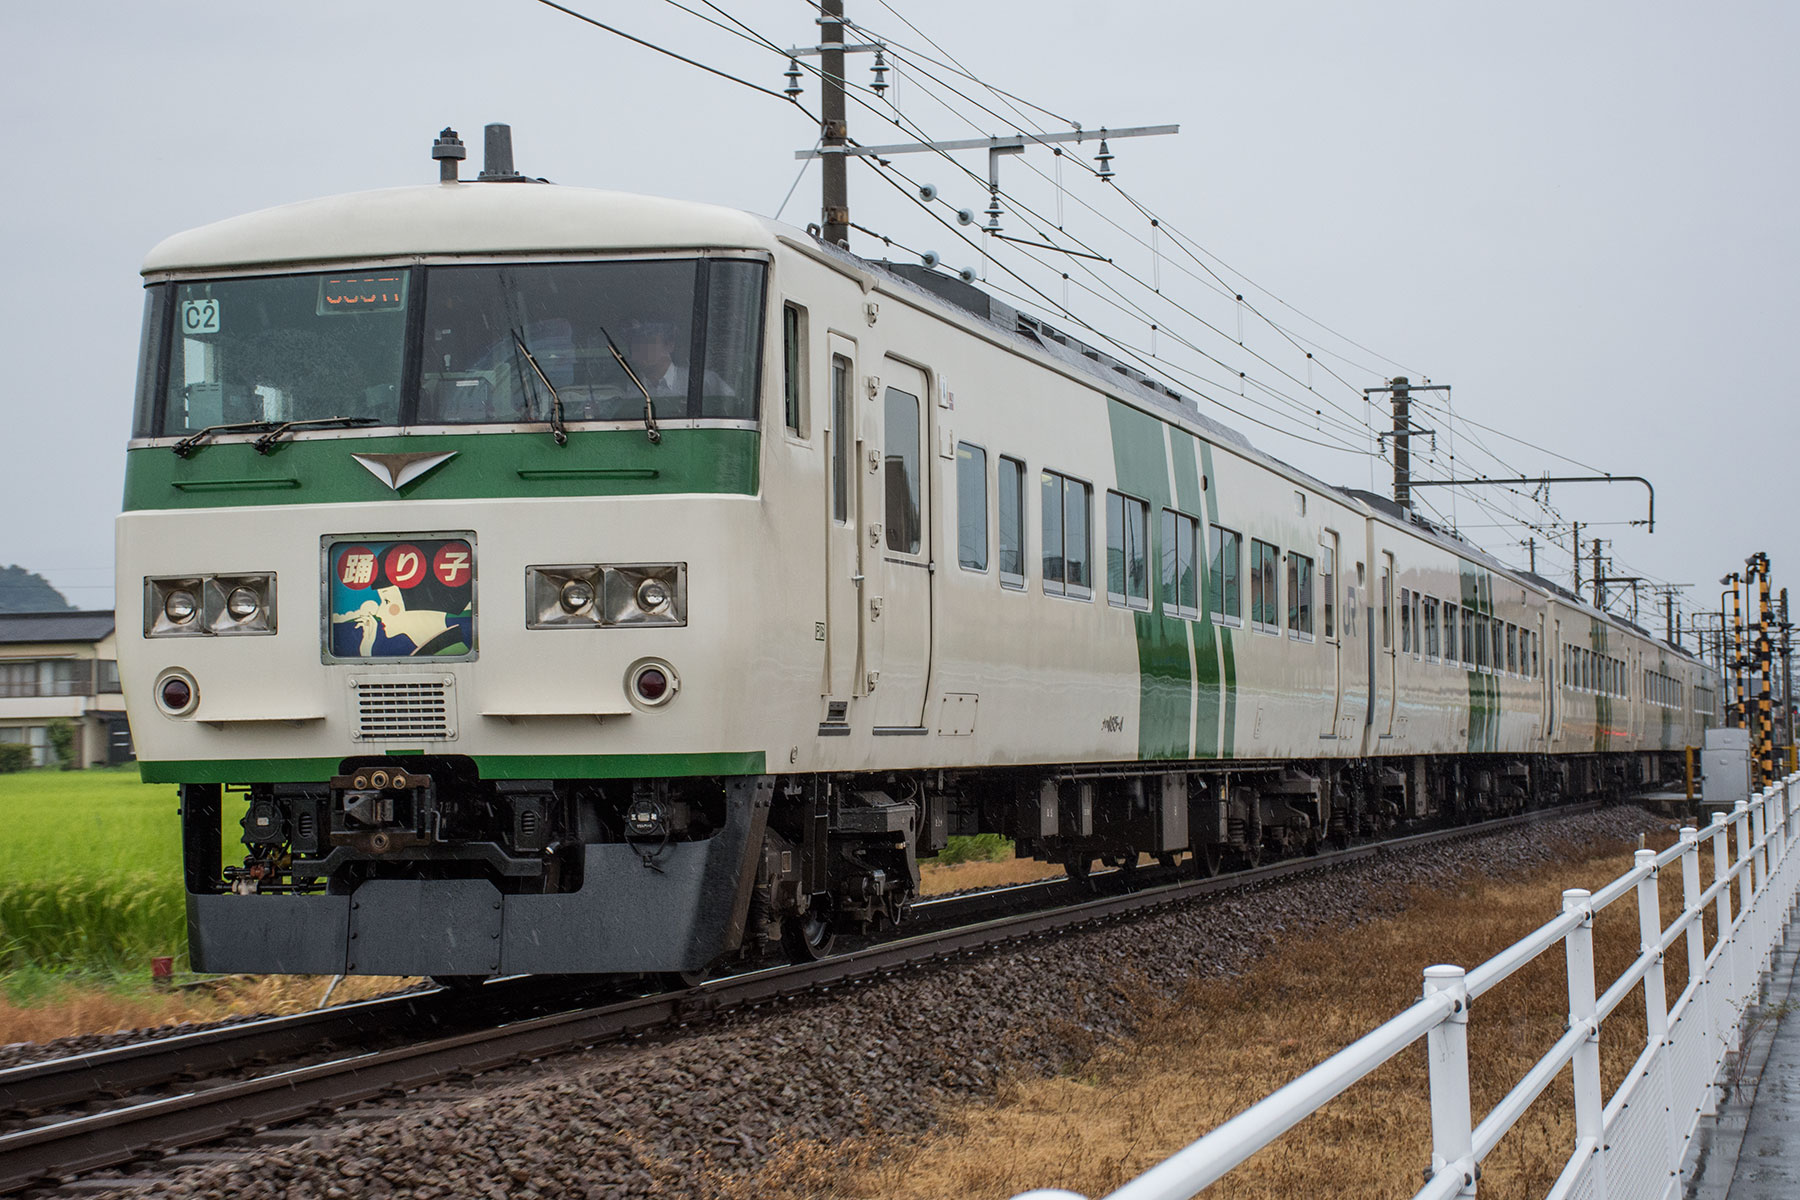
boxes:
[4,1,1794,642]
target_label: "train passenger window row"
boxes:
[1643,668,1684,708]
[1562,646,1627,696]
[1396,587,1540,678]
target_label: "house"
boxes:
[0,611,132,767]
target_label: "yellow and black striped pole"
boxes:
[1726,573,1746,729]
[1751,552,1775,788]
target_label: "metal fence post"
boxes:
[1734,801,1755,998]
[1711,811,1740,1038]
[1565,887,1607,1198]
[1633,848,1679,1175]
[1680,826,1717,1117]
[1423,964,1476,1196]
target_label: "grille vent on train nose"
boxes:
[349,676,457,741]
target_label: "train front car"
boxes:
[118,173,813,981]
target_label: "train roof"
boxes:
[141,183,787,274]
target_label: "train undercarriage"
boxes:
[180,750,1683,980]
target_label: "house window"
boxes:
[1105,491,1150,610]
[1288,552,1314,639]
[998,456,1026,589]
[1209,525,1242,623]
[1250,539,1280,631]
[957,443,988,572]
[1041,470,1093,599]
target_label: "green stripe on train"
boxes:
[138,751,767,784]
[122,427,760,510]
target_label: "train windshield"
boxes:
[136,258,767,436]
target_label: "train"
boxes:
[115,126,1720,982]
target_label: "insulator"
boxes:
[921,250,941,268]
[985,193,1004,231]
[956,208,975,226]
[871,48,888,96]
[783,57,804,99]
[1095,137,1115,179]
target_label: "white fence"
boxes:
[1015,776,1800,1200]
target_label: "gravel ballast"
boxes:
[69,806,1665,1199]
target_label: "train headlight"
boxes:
[165,590,199,624]
[560,578,596,614]
[145,574,276,637]
[526,564,685,629]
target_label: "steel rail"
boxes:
[0,801,1598,1194]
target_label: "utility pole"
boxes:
[1363,379,1445,511]
[1747,552,1775,786]
[1571,522,1582,595]
[1591,538,1605,610]
[819,0,849,248]
[1781,587,1794,756]
[1521,537,1537,574]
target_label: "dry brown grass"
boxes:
[919,857,1070,895]
[773,828,1724,1200]
[0,974,418,1046]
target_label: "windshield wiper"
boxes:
[252,416,380,454]
[598,325,663,446]
[171,421,279,458]
[511,329,568,447]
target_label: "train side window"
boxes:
[1531,632,1539,678]
[1462,609,1476,668]
[1105,491,1150,610]
[1400,588,1412,653]
[1380,565,1393,649]
[883,387,921,553]
[830,355,851,523]
[1444,603,1457,664]
[997,456,1026,589]
[1041,470,1092,600]
[1161,509,1200,618]
[1209,526,1242,625]
[1288,552,1314,640]
[1250,539,1280,633]
[957,443,988,572]
[1492,620,1504,674]
[1423,596,1440,660]
[1320,540,1336,639]
[1507,625,1518,674]
[781,303,806,435]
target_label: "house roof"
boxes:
[0,611,116,646]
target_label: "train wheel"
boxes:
[1064,857,1093,887]
[781,899,837,963]
[1192,844,1224,877]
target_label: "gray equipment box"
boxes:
[1701,727,1750,816]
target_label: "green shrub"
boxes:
[0,744,31,773]
[932,833,1015,865]
[46,719,76,770]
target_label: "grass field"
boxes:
[0,767,193,986]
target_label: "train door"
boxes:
[1319,529,1342,739]
[821,335,863,717]
[864,358,934,728]
[1549,620,1562,742]
[1538,613,1551,744]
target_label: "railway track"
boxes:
[0,804,1598,1196]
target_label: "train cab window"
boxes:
[1250,540,1280,632]
[1209,526,1243,624]
[1423,597,1440,661]
[1041,470,1092,599]
[1288,552,1314,639]
[1400,588,1412,653]
[1507,625,1518,674]
[781,303,805,435]
[957,443,988,572]
[998,456,1026,589]
[1162,510,1200,618]
[883,387,922,553]
[1106,492,1150,610]
[830,355,851,523]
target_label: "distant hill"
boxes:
[0,565,74,613]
